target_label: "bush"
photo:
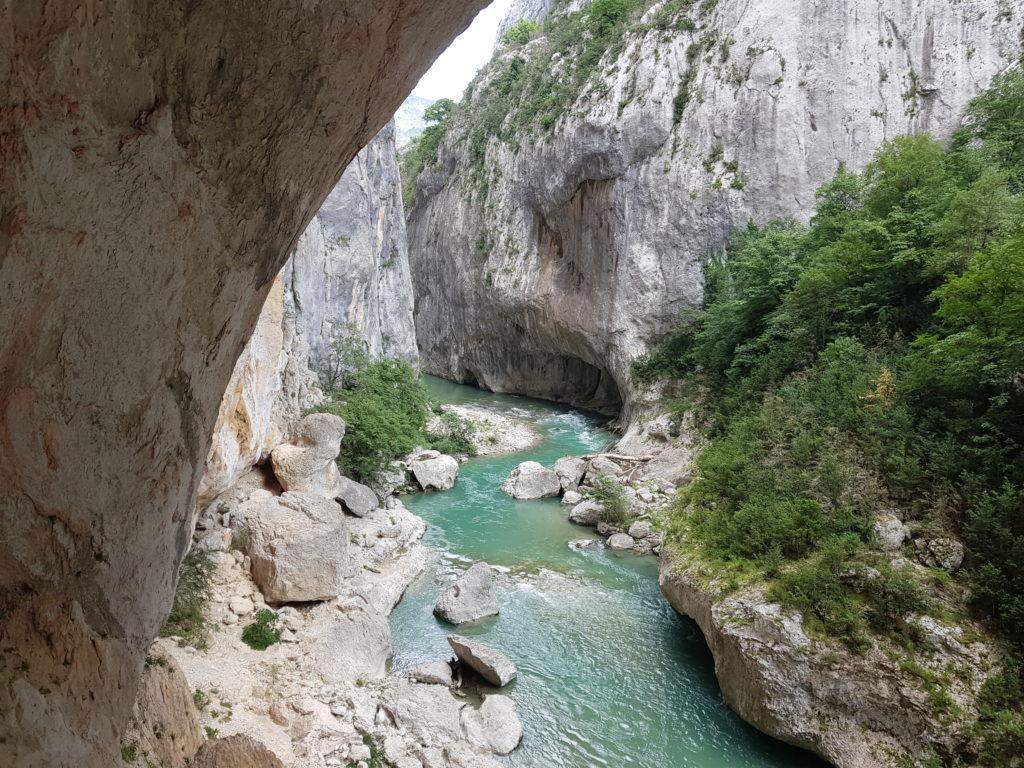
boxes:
[588,0,634,32]
[160,550,214,649]
[586,476,629,525]
[241,609,282,651]
[501,19,540,46]
[317,359,430,480]
[426,409,477,457]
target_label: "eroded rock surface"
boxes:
[411,454,460,491]
[658,550,995,767]
[501,461,561,499]
[448,636,518,688]
[0,3,486,764]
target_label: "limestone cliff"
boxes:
[407,0,1020,419]
[0,3,486,765]
[285,121,419,371]
[658,551,997,768]
[199,123,419,506]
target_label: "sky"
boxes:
[412,0,514,102]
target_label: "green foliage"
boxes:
[120,741,138,763]
[426,409,478,457]
[400,98,457,207]
[241,609,282,651]
[315,323,371,392]
[654,72,1024,673]
[973,660,1024,766]
[317,359,430,480]
[589,0,634,32]
[160,550,214,650]
[586,475,629,525]
[501,19,540,46]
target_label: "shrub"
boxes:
[426,409,477,457]
[314,323,370,392]
[241,610,282,651]
[316,359,430,480]
[160,550,214,649]
[587,476,629,525]
[588,0,634,32]
[501,19,540,46]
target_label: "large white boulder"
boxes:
[461,695,523,755]
[434,563,499,625]
[236,491,348,603]
[552,456,587,493]
[448,635,517,687]
[874,513,909,553]
[269,412,345,497]
[410,454,460,491]
[500,461,560,499]
[301,600,392,685]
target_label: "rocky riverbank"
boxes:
[429,403,542,456]
[125,411,522,768]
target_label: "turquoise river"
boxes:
[390,377,826,768]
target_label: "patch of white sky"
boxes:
[412,0,514,102]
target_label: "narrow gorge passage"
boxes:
[392,378,826,768]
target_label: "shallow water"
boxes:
[390,376,827,768]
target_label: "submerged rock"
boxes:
[461,695,523,755]
[434,562,500,625]
[236,492,348,603]
[448,635,517,687]
[411,454,460,491]
[501,461,561,499]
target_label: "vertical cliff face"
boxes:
[199,122,418,506]
[285,121,419,371]
[407,0,1020,420]
[0,2,485,765]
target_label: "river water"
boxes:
[389,377,825,768]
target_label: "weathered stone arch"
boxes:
[0,2,486,764]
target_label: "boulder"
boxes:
[411,454,460,491]
[336,475,379,517]
[269,412,346,497]
[561,490,583,506]
[461,695,523,755]
[552,456,587,493]
[388,681,466,746]
[410,661,454,687]
[874,514,909,553]
[191,735,284,768]
[585,456,623,481]
[447,635,517,687]
[627,520,652,539]
[568,499,603,526]
[607,533,635,551]
[302,600,392,684]
[915,538,965,570]
[123,642,203,767]
[434,562,500,625]
[501,461,560,499]
[237,492,347,603]
[568,538,600,551]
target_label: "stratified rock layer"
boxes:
[0,3,486,764]
[408,0,1019,419]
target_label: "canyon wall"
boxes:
[0,2,485,765]
[200,121,418,506]
[407,0,1020,420]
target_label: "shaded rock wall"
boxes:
[0,1,486,765]
[285,121,418,371]
[408,0,1020,421]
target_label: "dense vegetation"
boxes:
[636,71,1024,763]
[400,0,713,200]
[241,609,282,651]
